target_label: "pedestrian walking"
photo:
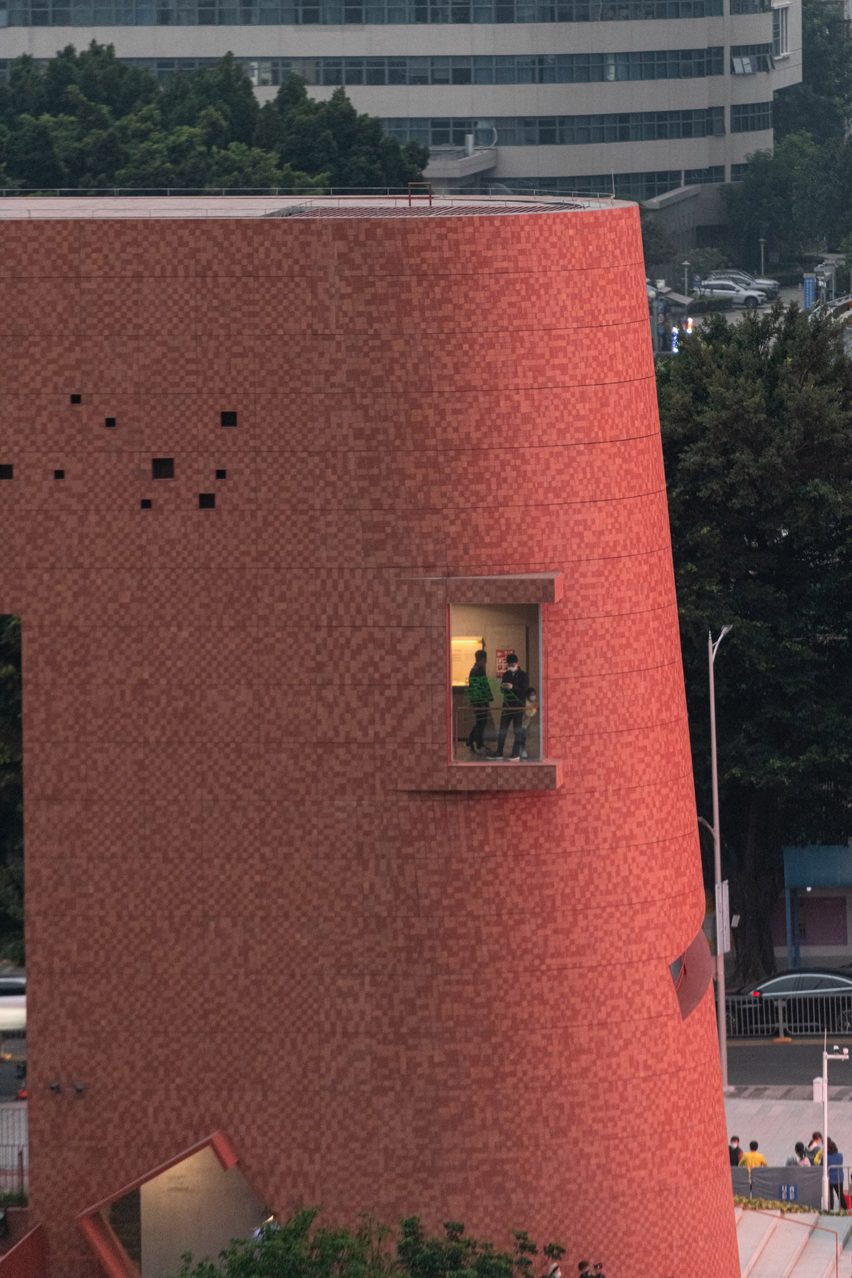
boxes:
[729,1135,743,1166]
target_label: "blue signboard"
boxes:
[803,274,817,310]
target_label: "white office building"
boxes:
[0,0,801,198]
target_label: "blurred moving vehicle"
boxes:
[705,268,781,297]
[0,978,25,1034]
[729,969,852,1036]
[696,277,768,308]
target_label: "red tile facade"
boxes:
[0,201,738,1277]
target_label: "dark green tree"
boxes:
[171,1209,564,1278]
[658,307,852,980]
[0,48,424,193]
[774,0,852,143]
[261,77,428,190]
[724,132,828,266]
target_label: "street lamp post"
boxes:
[759,237,766,277]
[708,625,732,1090]
[821,1041,849,1211]
[682,259,691,296]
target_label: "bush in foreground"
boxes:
[171,1208,565,1278]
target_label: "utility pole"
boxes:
[708,626,732,1090]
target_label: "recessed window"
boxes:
[70,394,82,405]
[104,417,116,429]
[215,468,227,480]
[140,499,152,509]
[198,493,216,509]
[152,458,174,480]
[0,465,12,480]
[54,469,65,480]
[450,603,542,763]
[220,411,237,428]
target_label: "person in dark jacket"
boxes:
[729,1135,743,1166]
[466,649,493,755]
[827,1137,845,1210]
[491,653,529,760]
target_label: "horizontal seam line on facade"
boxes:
[548,710,687,738]
[546,655,678,683]
[0,370,656,396]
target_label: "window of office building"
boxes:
[1,0,723,23]
[730,43,773,73]
[772,4,789,57]
[730,100,773,132]
[384,107,724,149]
[215,48,724,86]
[450,604,542,764]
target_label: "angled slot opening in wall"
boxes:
[0,466,12,481]
[78,1131,263,1278]
[220,411,237,428]
[152,458,174,480]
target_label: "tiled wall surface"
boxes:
[0,204,739,1277]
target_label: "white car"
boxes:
[0,978,25,1034]
[706,268,780,297]
[697,278,768,308]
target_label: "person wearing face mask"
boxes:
[490,652,529,761]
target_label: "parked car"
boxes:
[729,969,852,1036]
[0,978,25,1034]
[696,277,768,308]
[706,268,781,297]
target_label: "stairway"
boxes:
[736,1208,852,1278]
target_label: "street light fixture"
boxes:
[682,259,691,297]
[820,1040,849,1211]
[707,625,732,1090]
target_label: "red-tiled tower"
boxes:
[0,196,738,1277]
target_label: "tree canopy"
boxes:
[0,43,427,191]
[171,1209,565,1278]
[774,0,852,144]
[724,0,852,266]
[658,307,852,979]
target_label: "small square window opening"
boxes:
[198,493,216,509]
[140,499,152,509]
[54,469,65,480]
[152,458,174,480]
[215,469,227,480]
[450,603,543,764]
[70,394,82,405]
[220,411,238,428]
[0,465,13,480]
[104,417,116,429]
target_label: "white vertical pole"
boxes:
[823,1041,830,1212]
[710,629,729,1091]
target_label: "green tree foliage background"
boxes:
[0,43,427,191]
[727,0,852,265]
[170,1209,565,1278]
[658,308,852,980]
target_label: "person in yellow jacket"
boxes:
[741,1140,768,1169]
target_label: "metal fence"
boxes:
[733,1163,852,1211]
[0,1105,27,1195]
[726,992,852,1038]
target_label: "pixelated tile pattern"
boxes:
[0,203,738,1278]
